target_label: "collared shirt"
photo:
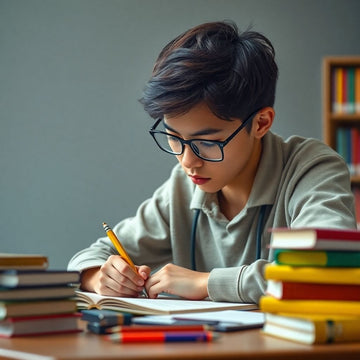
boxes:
[68,131,356,303]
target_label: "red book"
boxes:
[270,228,360,250]
[266,280,360,301]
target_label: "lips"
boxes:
[189,175,210,185]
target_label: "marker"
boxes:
[106,331,219,343]
[105,324,212,333]
[103,222,148,297]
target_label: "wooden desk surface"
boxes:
[1,327,360,360]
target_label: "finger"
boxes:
[137,265,151,280]
[100,257,144,295]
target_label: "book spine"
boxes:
[259,296,360,316]
[267,280,360,301]
[348,67,356,114]
[356,67,360,113]
[316,319,360,343]
[264,264,360,284]
[274,249,360,267]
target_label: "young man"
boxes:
[68,21,356,304]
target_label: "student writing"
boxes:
[68,21,356,304]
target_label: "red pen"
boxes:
[106,324,212,333]
[106,331,219,343]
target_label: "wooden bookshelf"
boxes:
[322,56,360,183]
[323,56,360,226]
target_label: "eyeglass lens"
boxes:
[152,132,223,161]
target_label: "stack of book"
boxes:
[259,228,360,344]
[0,253,81,337]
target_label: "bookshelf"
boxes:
[322,56,360,225]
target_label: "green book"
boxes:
[274,249,360,267]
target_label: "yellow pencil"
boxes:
[102,222,148,297]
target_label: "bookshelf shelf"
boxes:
[322,56,360,225]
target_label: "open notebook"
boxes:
[75,291,257,315]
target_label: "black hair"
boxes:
[140,21,278,124]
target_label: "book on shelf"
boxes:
[273,249,360,267]
[266,279,360,301]
[0,269,80,288]
[269,227,360,250]
[332,66,360,114]
[259,296,360,316]
[356,67,360,113]
[354,186,360,227]
[262,312,360,344]
[0,253,48,270]
[264,264,360,285]
[0,313,81,338]
[0,299,77,320]
[336,127,360,176]
[0,286,77,301]
[75,291,257,315]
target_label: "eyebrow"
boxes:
[163,122,223,137]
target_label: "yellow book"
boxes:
[263,312,360,344]
[0,253,48,270]
[335,67,345,113]
[259,296,360,316]
[264,263,360,284]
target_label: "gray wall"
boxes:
[1,0,360,269]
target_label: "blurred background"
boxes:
[1,0,360,268]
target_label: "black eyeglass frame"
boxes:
[149,109,259,162]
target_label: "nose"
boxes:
[179,144,203,169]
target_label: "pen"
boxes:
[105,324,212,333]
[102,222,148,297]
[106,331,219,343]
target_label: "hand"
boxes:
[145,263,209,300]
[80,255,151,297]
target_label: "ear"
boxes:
[252,107,275,139]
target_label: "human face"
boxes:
[163,102,261,194]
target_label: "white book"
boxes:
[75,291,257,315]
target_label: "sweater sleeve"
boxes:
[207,260,268,303]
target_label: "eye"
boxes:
[198,140,218,148]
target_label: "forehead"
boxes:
[163,103,239,135]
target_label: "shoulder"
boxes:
[267,132,346,168]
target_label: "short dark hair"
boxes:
[140,21,278,123]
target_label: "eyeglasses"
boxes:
[149,110,259,162]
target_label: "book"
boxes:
[0,253,48,270]
[0,313,81,337]
[0,299,77,319]
[0,270,80,288]
[263,312,360,344]
[356,66,360,113]
[269,227,360,250]
[75,291,257,315]
[264,264,360,285]
[266,280,360,301]
[273,249,360,267]
[259,296,360,316]
[81,309,133,326]
[0,286,77,301]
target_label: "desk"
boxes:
[1,327,360,360]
